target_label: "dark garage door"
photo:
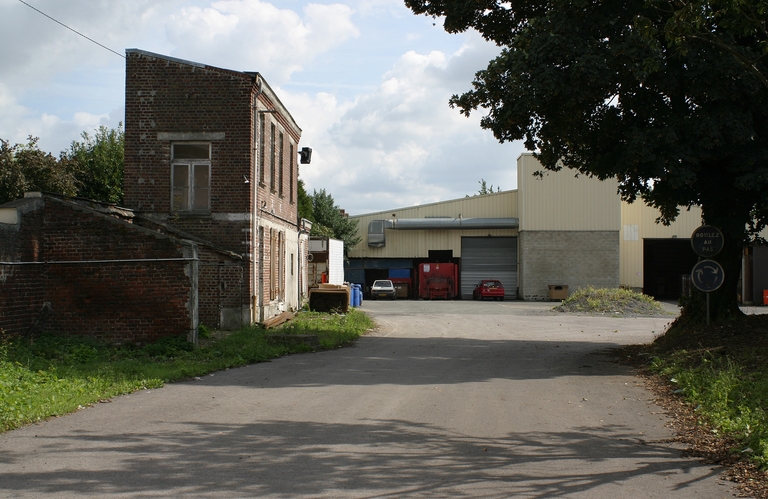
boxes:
[643,238,699,299]
[461,237,517,299]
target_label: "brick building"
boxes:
[123,49,310,325]
[0,193,200,343]
[0,50,311,343]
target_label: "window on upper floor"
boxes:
[278,132,284,198]
[171,143,210,212]
[259,114,266,186]
[289,143,295,204]
[270,123,276,192]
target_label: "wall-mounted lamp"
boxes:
[243,175,250,184]
[299,147,312,164]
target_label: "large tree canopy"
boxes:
[1,126,124,205]
[406,0,768,321]
[67,124,124,205]
[0,137,79,205]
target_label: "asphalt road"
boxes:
[0,300,737,498]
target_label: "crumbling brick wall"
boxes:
[0,196,196,344]
[197,248,246,330]
[0,206,46,337]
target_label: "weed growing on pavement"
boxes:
[0,310,374,432]
[555,286,668,315]
[278,310,374,349]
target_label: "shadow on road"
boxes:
[201,336,643,389]
[0,419,716,498]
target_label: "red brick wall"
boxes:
[123,50,254,253]
[197,248,246,329]
[123,50,304,321]
[0,197,195,344]
[1,199,51,337]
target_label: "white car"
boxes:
[370,279,396,300]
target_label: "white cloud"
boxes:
[282,32,523,215]
[166,0,359,81]
[0,0,524,213]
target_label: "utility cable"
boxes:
[17,0,125,59]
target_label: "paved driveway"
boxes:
[0,300,736,498]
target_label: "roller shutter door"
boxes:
[460,237,517,299]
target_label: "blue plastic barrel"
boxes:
[353,284,362,307]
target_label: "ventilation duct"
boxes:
[382,218,519,230]
[368,220,386,247]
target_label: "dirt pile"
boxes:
[554,286,670,316]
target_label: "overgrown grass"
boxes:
[277,310,373,349]
[556,286,668,315]
[0,309,374,432]
[645,315,768,469]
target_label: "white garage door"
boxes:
[460,237,517,299]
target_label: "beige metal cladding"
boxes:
[348,190,518,258]
[619,201,703,289]
[517,154,620,231]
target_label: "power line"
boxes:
[17,0,125,59]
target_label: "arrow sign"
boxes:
[691,259,725,292]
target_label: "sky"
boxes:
[0,0,526,215]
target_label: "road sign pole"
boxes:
[691,226,725,326]
[706,293,710,326]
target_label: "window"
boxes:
[259,115,266,185]
[268,229,285,301]
[278,132,284,198]
[270,229,278,300]
[289,143,295,204]
[279,232,285,299]
[269,123,276,192]
[172,143,210,211]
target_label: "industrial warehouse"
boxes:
[346,153,768,303]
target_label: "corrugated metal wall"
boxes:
[460,237,518,299]
[620,202,702,289]
[348,190,519,259]
[517,154,620,232]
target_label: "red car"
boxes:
[472,280,505,301]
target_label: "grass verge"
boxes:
[0,309,374,433]
[618,313,768,497]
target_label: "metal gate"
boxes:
[460,237,517,299]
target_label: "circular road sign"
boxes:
[691,259,725,292]
[691,225,724,257]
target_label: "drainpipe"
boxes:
[251,78,265,325]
